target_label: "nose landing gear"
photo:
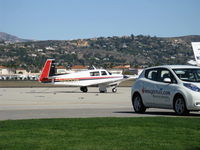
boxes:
[112,88,117,93]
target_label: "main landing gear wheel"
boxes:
[80,87,88,93]
[112,88,117,93]
[132,93,146,113]
[174,96,189,115]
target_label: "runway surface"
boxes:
[0,87,199,120]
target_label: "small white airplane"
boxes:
[39,59,132,93]
[188,42,200,66]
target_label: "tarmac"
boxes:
[0,87,200,120]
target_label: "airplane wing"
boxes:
[82,75,134,87]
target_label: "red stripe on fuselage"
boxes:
[55,76,122,81]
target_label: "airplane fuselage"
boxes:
[46,69,124,87]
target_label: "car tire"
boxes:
[174,96,189,115]
[132,93,146,113]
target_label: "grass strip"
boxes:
[0,117,200,150]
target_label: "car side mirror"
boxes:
[163,78,171,83]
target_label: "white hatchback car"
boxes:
[131,65,200,115]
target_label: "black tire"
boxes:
[174,96,189,115]
[132,93,146,113]
[112,88,117,93]
[80,87,88,93]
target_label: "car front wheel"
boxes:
[132,93,146,113]
[174,96,189,115]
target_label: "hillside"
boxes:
[0,34,200,72]
[0,32,31,43]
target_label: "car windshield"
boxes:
[173,69,200,82]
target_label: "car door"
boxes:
[142,68,160,106]
[151,68,177,108]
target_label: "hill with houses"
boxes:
[0,33,200,73]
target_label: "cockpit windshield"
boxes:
[173,69,200,82]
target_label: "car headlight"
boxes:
[183,83,200,92]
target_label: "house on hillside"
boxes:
[77,40,89,47]
[45,46,55,50]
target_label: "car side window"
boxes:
[145,69,159,81]
[160,70,171,81]
[90,71,100,76]
[159,69,177,83]
[196,70,200,80]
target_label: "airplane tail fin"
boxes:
[39,59,56,82]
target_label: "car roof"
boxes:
[145,65,200,70]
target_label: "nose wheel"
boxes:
[112,88,117,93]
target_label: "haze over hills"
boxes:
[0,32,200,72]
[0,32,32,43]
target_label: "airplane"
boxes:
[188,42,200,66]
[39,59,132,93]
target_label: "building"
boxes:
[109,65,131,74]
[128,68,144,76]
[45,46,55,50]
[0,66,14,75]
[77,40,89,47]
[56,66,68,74]
[71,65,88,72]
[16,68,28,75]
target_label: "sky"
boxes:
[0,0,200,40]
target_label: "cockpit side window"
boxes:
[90,71,100,76]
[101,71,107,76]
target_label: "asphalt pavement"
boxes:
[0,87,199,120]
